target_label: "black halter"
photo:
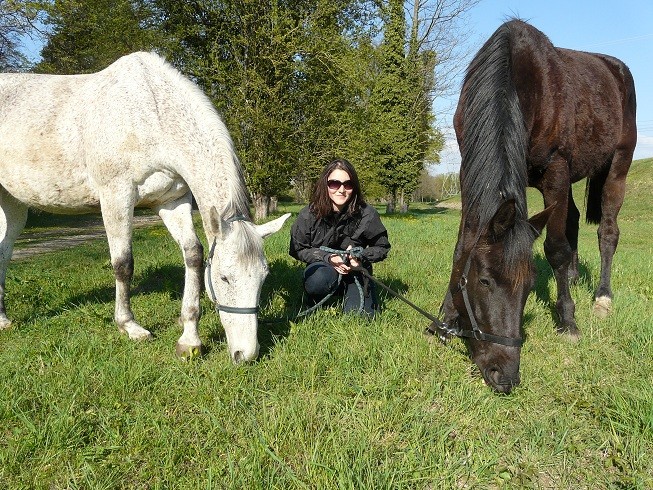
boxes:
[205,215,259,315]
[447,249,523,347]
[435,234,523,347]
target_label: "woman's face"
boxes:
[327,168,353,212]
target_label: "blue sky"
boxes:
[436,0,653,174]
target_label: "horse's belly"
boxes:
[0,162,100,213]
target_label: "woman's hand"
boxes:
[347,245,361,269]
[328,254,351,275]
[328,246,360,274]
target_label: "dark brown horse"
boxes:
[435,19,637,393]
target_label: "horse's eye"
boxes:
[220,275,229,283]
[480,278,491,287]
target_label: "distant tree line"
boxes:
[1,0,476,217]
[414,168,460,202]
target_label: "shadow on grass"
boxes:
[257,259,303,358]
[15,254,421,360]
[25,209,156,231]
[373,275,410,312]
[531,252,595,328]
[256,259,414,358]
[383,206,452,219]
[410,203,457,215]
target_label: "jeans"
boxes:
[303,262,377,316]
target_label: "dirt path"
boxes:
[12,215,162,261]
[434,200,461,210]
[11,203,461,261]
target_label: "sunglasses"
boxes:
[327,179,354,191]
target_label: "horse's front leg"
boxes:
[541,161,580,339]
[101,196,152,341]
[566,188,581,284]
[156,195,203,359]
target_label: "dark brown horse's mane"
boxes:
[458,19,539,278]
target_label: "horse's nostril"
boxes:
[484,366,519,393]
[233,351,244,363]
[486,367,501,384]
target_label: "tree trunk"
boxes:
[269,196,278,214]
[253,193,270,221]
[398,190,409,213]
[385,193,396,214]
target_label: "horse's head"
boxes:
[205,208,290,363]
[445,200,554,393]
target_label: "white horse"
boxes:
[0,52,290,362]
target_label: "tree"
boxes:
[368,0,424,213]
[406,0,480,178]
[365,0,475,212]
[0,0,42,71]
[144,1,302,219]
[287,1,381,202]
[27,0,475,216]
[36,0,159,74]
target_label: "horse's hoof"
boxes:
[563,330,581,343]
[176,342,203,361]
[592,296,612,319]
[557,325,581,342]
[119,324,153,341]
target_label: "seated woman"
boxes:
[289,158,390,316]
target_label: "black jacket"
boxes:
[289,204,391,265]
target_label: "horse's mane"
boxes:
[133,53,261,261]
[146,53,251,216]
[458,20,538,274]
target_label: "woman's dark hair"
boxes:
[310,158,365,219]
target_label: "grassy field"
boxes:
[1,159,651,489]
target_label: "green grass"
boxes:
[1,159,652,489]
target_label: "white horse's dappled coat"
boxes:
[0,52,289,361]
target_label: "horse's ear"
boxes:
[255,213,291,239]
[489,199,516,240]
[529,202,556,236]
[209,206,223,236]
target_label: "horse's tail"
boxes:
[585,170,607,224]
[458,21,528,225]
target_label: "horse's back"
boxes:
[501,20,636,177]
[0,52,191,213]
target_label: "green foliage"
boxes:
[1,159,651,487]
[367,0,443,210]
[36,0,159,73]
[286,2,381,201]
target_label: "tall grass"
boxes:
[1,159,651,489]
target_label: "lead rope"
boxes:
[296,246,366,317]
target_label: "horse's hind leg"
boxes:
[155,194,203,359]
[100,194,152,341]
[0,189,28,328]
[592,148,632,318]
